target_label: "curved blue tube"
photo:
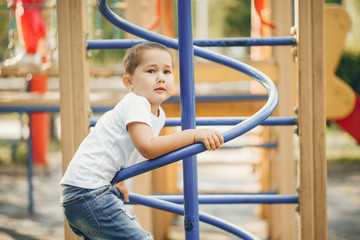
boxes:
[97,0,278,184]
[128,193,261,240]
[96,1,279,239]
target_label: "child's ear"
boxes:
[122,75,133,91]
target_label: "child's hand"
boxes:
[114,181,129,202]
[194,129,224,151]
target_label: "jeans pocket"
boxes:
[61,196,83,207]
[121,206,135,220]
[62,196,100,237]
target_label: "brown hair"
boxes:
[123,42,172,75]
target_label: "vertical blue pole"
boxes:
[26,80,34,214]
[177,1,199,239]
[27,115,34,214]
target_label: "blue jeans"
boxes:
[60,184,153,240]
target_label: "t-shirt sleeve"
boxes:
[122,94,153,129]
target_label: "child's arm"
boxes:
[127,122,224,160]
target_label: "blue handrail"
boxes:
[96,0,278,183]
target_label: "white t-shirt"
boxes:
[60,92,166,189]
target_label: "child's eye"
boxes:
[147,69,155,73]
[164,70,171,74]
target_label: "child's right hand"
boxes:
[114,181,129,202]
[194,129,224,151]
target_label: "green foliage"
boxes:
[89,2,126,65]
[325,0,342,4]
[0,7,11,61]
[336,51,360,95]
[0,140,27,165]
[224,0,251,37]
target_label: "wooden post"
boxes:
[270,0,297,239]
[310,1,327,239]
[57,0,90,239]
[295,0,327,239]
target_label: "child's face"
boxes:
[125,49,174,113]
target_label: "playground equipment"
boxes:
[325,5,360,143]
[0,0,330,239]
[1,0,51,166]
[55,0,326,239]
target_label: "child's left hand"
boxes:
[193,128,224,151]
[114,181,129,202]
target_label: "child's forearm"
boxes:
[135,128,197,159]
[127,123,223,160]
[146,129,197,158]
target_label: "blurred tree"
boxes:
[0,3,12,61]
[343,0,360,54]
[326,0,342,4]
[224,0,251,37]
[337,52,360,95]
[330,0,360,95]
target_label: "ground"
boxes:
[0,126,359,240]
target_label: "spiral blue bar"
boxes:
[97,0,279,184]
[96,1,279,239]
[128,193,261,240]
[86,36,296,49]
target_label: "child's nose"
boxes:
[157,75,166,83]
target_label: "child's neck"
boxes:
[151,106,160,117]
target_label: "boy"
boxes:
[60,42,224,240]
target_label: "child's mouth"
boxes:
[155,87,166,92]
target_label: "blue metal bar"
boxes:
[0,105,110,113]
[86,36,296,49]
[97,0,279,183]
[164,117,297,126]
[27,116,34,214]
[177,1,199,238]
[128,193,261,240]
[189,36,296,47]
[90,116,297,127]
[0,106,60,113]
[166,95,268,103]
[137,194,299,205]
